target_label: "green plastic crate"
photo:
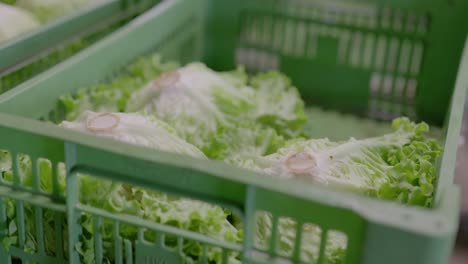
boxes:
[0,0,467,263]
[0,0,161,94]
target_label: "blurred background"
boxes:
[452,92,468,264]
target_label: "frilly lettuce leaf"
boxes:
[60,57,307,160]
[60,111,241,263]
[230,117,442,207]
[76,175,242,264]
[0,1,17,5]
[250,71,308,138]
[125,62,306,159]
[60,111,207,158]
[1,112,242,263]
[126,63,255,147]
[255,213,346,264]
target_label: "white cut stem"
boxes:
[154,70,180,89]
[86,113,120,132]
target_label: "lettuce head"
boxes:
[126,62,307,159]
[0,3,39,43]
[230,117,442,207]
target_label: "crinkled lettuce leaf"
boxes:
[60,57,307,160]
[250,71,308,138]
[255,213,346,264]
[125,62,306,159]
[60,111,206,158]
[59,54,178,121]
[60,111,242,263]
[1,112,242,263]
[76,175,242,264]
[126,63,255,148]
[230,117,442,207]
[201,123,285,160]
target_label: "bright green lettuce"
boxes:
[16,0,106,23]
[60,57,307,160]
[125,62,306,159]
[0,153,67,256]
[250,71,307,138]
[1,52,444,264]
[126,63,255,148]
[60,111,242,263]
[1,112,242,263]
[230,117,442,207]
[201,123,285,160]
[59,54,179,121]
[0,1,17,5]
